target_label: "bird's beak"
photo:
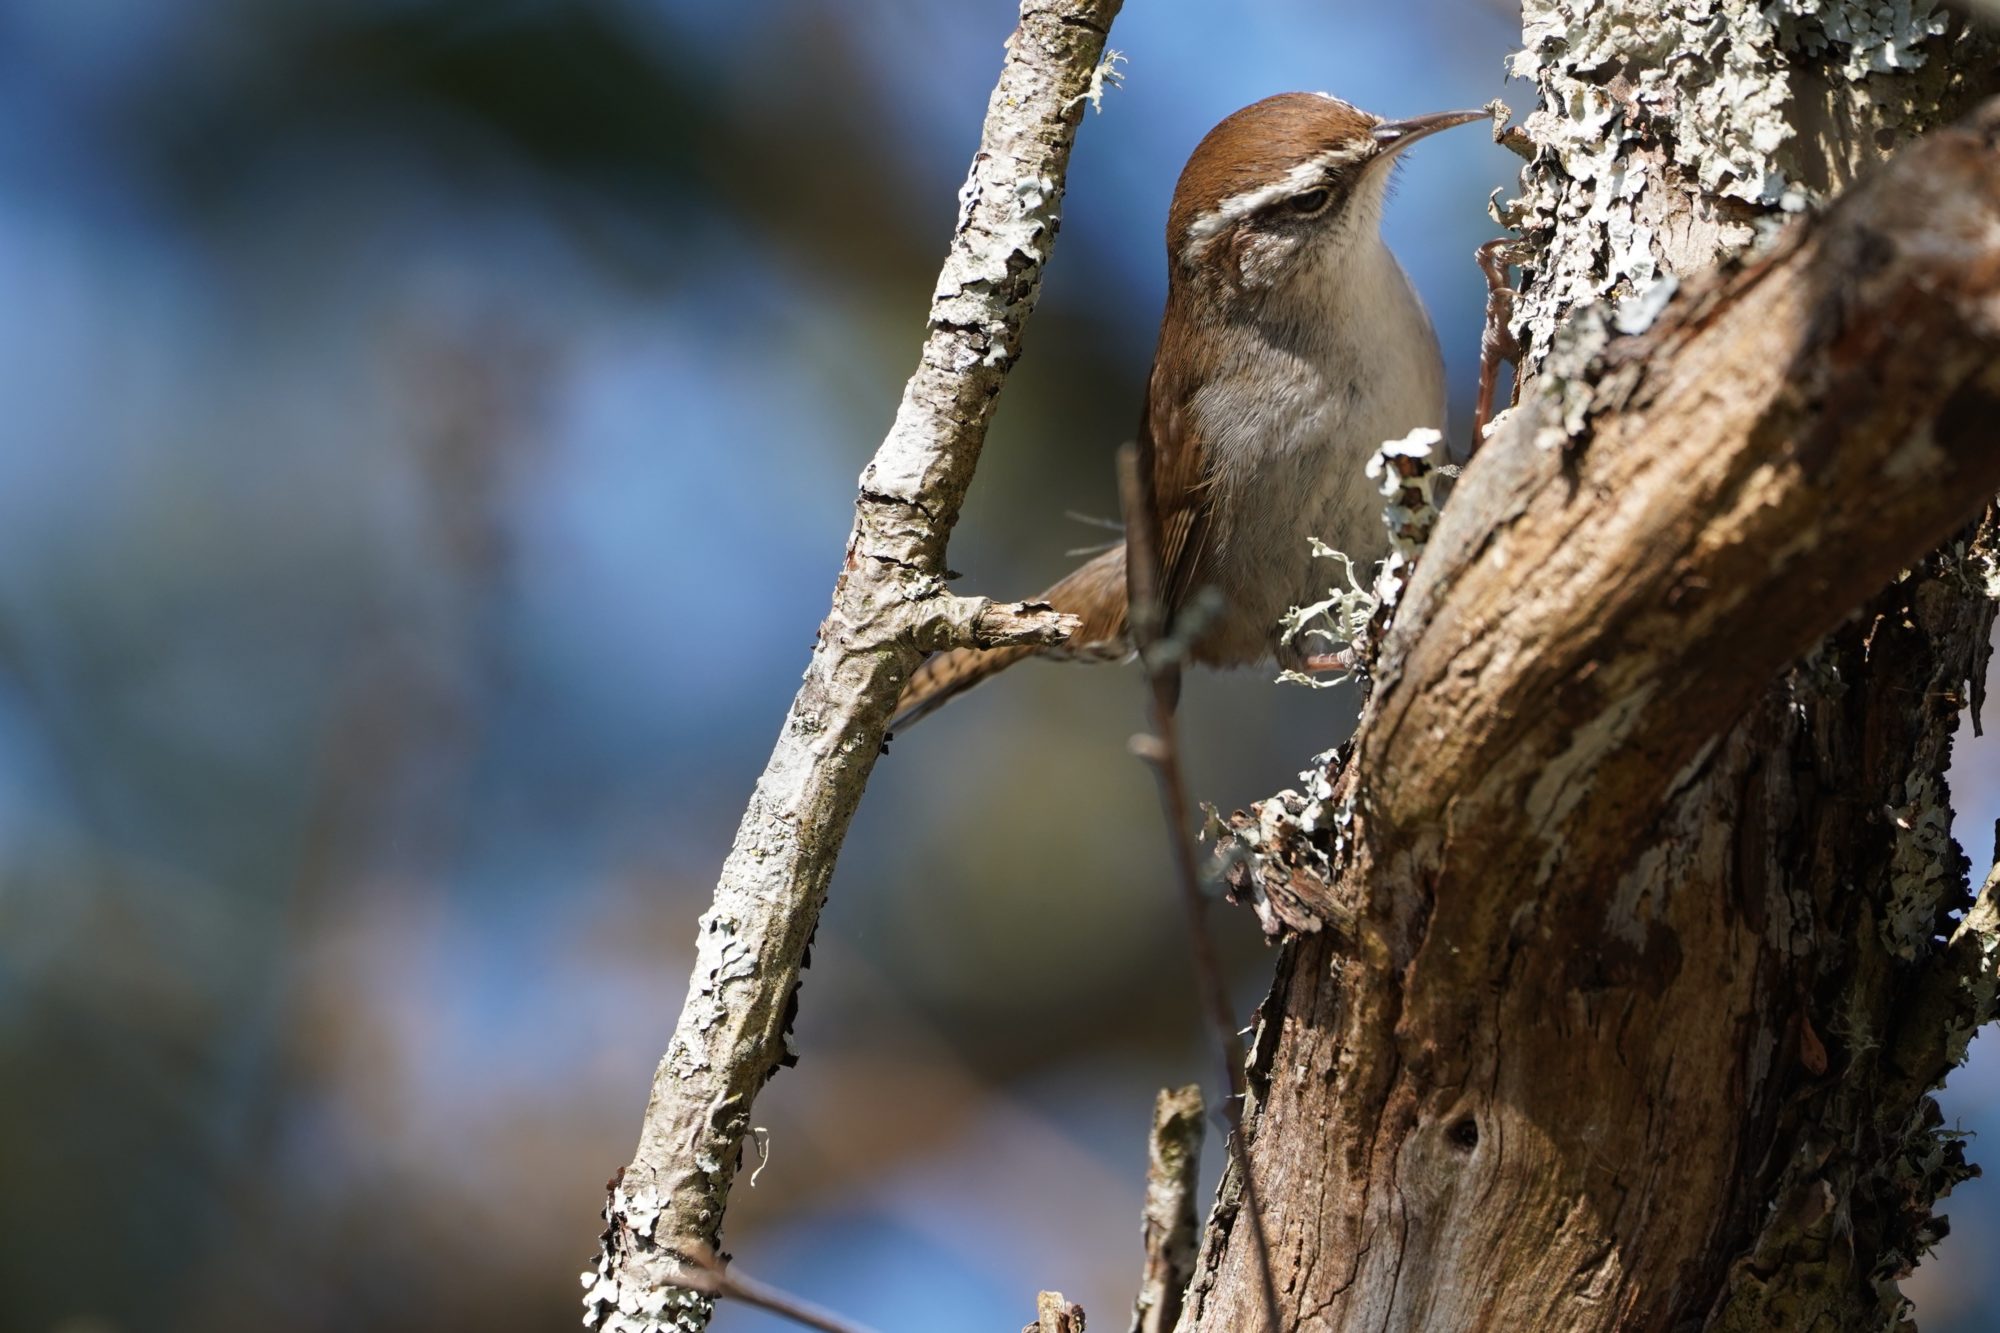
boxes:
[1371,108,1488,156]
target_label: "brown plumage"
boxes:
[892,93,1481,732]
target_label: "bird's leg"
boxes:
[1471,238,1526,455]
[1300,647,1361,675]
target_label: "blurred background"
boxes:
[1,1,1996,1330]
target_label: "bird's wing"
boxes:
[1137,356,1218,631]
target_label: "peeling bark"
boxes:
[1183,9,2000,1330]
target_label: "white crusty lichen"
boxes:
[671,908,760,1066]
[1208,747,1353,936]
[1515,0,1795,204]
[1504,2,1762,358]
[1366,426,1450,602]
[1501,0,1949,364]
[1523,302,1620,450]
[582,1182,715,1333]
[928,147,1069,374]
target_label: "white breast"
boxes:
[1189,235,1447,667]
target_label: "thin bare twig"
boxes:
[671,1245,882,1333]
[1116,444,1280,1332]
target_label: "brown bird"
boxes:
[893,93,1484,730]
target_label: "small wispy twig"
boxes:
[1063,508,1126,557]
[676,1244,882,1333]
[1116,443,1281,1332]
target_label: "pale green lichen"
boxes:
[1770,0,1950,79]
[1501,0,1948,364]
[582,1183,717,1333]
[1275,542,1376,690]
[1277,428,1451,686]
[1521,303,1620,450]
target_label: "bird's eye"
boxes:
[1287,187,1332,216]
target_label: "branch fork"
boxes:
[908,593,1079,654]
[584,2,1124,1328]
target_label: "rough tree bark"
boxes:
[1182,5,2000,1331]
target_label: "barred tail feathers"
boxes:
[889,544,1129,732]
[891,642,1039,731]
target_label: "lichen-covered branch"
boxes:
[581,3,1120,1328]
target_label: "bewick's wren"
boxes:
[894,93,1484,729]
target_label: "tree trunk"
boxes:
[1179,6,2000,1330]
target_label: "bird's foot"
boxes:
[1471,238,1527,454]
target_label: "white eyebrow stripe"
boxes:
[1182,141,1376,250]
